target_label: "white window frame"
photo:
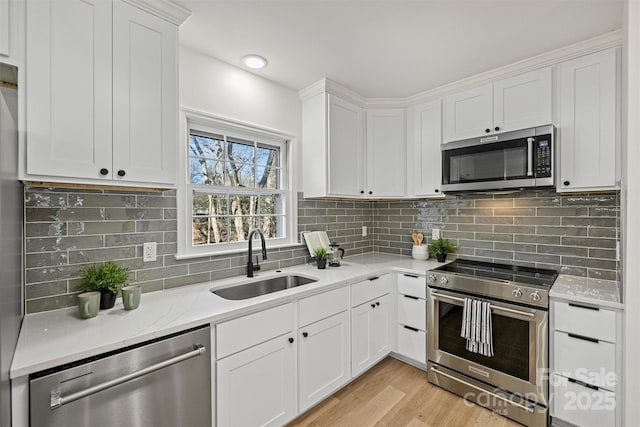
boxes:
[177,108,298,259]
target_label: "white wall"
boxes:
[179,46,301,140]
[623,0,640,425]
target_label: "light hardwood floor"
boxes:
[287,357,522,427]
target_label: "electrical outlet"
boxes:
[432,228,440,240]
[143,242,157,262]
[362,226,367,237]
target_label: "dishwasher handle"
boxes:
[50,344,207,410]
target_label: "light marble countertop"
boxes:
[11,253,443,378]
[550,274,623,310]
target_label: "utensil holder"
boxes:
[412,244,429,260]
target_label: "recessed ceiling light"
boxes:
[242,54,267,70]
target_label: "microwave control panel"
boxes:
[535,137,552,178]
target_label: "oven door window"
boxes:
[443,139,529,184]
[438,301,531,381]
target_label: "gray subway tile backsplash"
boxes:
[23,187,620,313]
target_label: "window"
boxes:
[178,112,296,258]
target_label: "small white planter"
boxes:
[412,244,429,260]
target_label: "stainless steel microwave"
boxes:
[441,125,555,192]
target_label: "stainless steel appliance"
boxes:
[30,326,211,427]
[441,125,554,192]
[426,259,558,427]
[0,80,23,427]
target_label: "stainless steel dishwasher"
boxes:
[29,325,211,427]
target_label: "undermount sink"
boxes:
[211,275,318,300]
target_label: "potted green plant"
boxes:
[313,247,328,269]
[428,238,457,263]
[77,262,131,309]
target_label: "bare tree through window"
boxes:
[189,130,284,246]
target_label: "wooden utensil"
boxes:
[411,232,418,245]
[416,233,424,246]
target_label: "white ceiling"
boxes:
[179,0,623,98]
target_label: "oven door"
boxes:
[427,287,548,405]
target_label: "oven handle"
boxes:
[430,367,536,413]
[430,291,536,318]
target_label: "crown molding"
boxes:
[299,29,623,108]
[405,29,623,105]
[122,0,191,26]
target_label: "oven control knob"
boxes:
[512,288,523,298]
[530,291,541,301]
[427,274,436,283]
[439,276,449,285]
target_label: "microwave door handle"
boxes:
[527,137,534,177]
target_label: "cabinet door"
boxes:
[112,1,178,186]
[298,311,350,412]
[26,0,113,180]
[351,301,374,377]
[372,293,394,360]
[558,48,617,191]
[493,67,552,133]
[0,0,8,57]
[413,100,442,197]
[443,84,493,143]
[217,334,297,427]
[366,108,406,197]
[328,94,365,197]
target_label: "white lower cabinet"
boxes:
[395,273,427,365]
[397,325,426,364]
[216,303,297,427]
[550,298,622,427]
[217,334,297,427]
[298,310,350,412]
[351,293,393,377]
[552,374,615,427]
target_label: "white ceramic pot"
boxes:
[412,244,429,260]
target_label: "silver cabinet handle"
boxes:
[50,344,206,409]
[430,291,535,318]
[430,367,535,413]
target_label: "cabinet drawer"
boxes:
[397,295,426,331]
[553,301,616,342]
[553,331,616,390]
[298,286,349,327]
[351,274,393,307]
[397,325,426,364]
[552,374,615,427]
[397,273,426,299]
[217,303,294,359]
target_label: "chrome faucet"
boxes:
[247,228,267,277]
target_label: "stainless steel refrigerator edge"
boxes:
[0,80,24,427]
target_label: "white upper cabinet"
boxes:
[301,92,407,198]
[112,1,177,185]
[493,67,553,133]
[328,94,365,197]
[558,48,618,192]
[301,93,364,198]
[412,100,442,197]
[443,67,553,143]
[25,0,178,187]
[0,0,9,58]
[443,84,493,142]
[366,108,406,198]
[26,0,113,180]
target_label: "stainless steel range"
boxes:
[426,259,558,427]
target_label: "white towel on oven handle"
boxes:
[460,297,494,357]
